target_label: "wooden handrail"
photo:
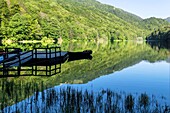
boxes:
[1,54,18,63]
[1,50,33,68]
[1,50,32,63]
[1,46,62,76]
[34,47,60,49]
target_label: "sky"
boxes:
[97,0,170,19]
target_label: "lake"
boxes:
[0,40,170,112]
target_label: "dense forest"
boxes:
[146,26,170,41]
[0,0,169,41]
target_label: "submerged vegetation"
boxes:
[0,80,170,112]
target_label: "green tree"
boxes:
[10,4,21,16]
[7,13,42,40]
[0,0,10,36]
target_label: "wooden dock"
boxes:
[0,47,69,77]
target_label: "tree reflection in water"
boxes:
[1,83,170,113]
[0,41,170,112]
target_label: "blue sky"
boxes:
[97,0,170,19]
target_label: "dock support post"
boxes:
[18,67,21,76]
[55,47,57,74]
[35,48,37,59]
[3,64,8,76]
[32,49,34,59]
[18,49,21,76]
[59,63,61,73]
[49,66,51,76]
[35,66,37,76]
[46,66,48,76]
[46,48,48,59]
[55,64,56,74]
[32,66,34,75]
[5,48,8,59]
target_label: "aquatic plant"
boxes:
[125,94,134,112]
[1,83,170,113]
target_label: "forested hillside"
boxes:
[146,26,170,41]
[0,0,169,41]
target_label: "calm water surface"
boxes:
[0,41,170,111]
[69,60,170,104]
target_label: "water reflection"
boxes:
[1,85,170,113]
[0,40,170,111]
[68,50,92,62]
[147,40,170,50]
[73,61,170,104]
[0,40,2,46]
[0,50,93,77]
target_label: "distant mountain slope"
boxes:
[65,0,143,24]
[0,0,169,41]
[165,17,170,22]
[143,17,169,30]
[65,0,168,29]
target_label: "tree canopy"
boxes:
[0,0,169,41]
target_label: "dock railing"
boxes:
[33,46,61,76]
[0,49,33,76]
[0,46,62,77]
[34,46,61,59]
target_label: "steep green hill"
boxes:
[64,0,168,29]
[143,17,169,30]
[60,0,143,24]
[0,0,169,41]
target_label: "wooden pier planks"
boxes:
[1,51,68,67]
[22,51,68,66]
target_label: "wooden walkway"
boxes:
[3,51,68,67]
[0,47,69,77]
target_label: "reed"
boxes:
[0,81,170,113]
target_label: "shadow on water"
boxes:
[146,40,170,50]
[0,40,3,51]
[0,40,2,45]
[0,50,93,78]
[68,50,92,62]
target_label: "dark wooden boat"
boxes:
[68,50,92,61]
